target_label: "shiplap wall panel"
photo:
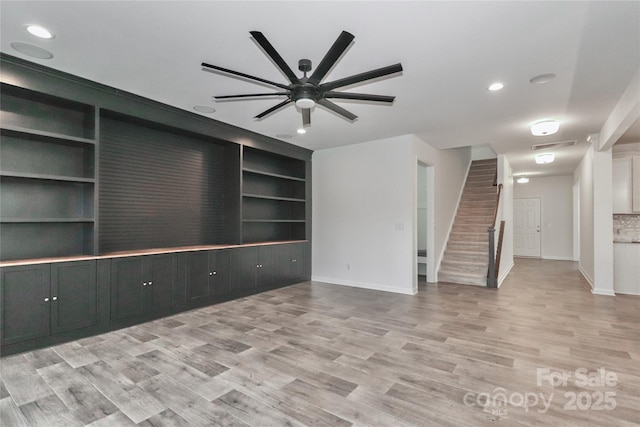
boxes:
[99,114,229,253]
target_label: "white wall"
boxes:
[574,143,615,295]
[312,135,416,294]
[574,146,595,286]
[497,155,514,285]
[471,144,497,161]
[312,134,470,295]
[513,175,574,260]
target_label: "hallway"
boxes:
[1,259,638,426]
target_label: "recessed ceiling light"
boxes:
[530,73,556,84]
[26,25,54,39]
[488,82,504,91]
[297,128,306,134]
[531,119,559,136]
[517,176,529,184]
[535,153,555,164]
[10,41,53,59]
[193,105,216,113]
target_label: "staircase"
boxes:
[439,159,498,286]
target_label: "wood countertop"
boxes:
[0,240,309,267]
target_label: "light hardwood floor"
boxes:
[1,258,639,426]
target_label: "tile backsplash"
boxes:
[613,214,640,242]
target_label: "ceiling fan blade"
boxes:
[317,98,357,121]
[250,31,300,84]
[324,91,395,103]
[201,62,290,90]
[307,31,355,86]
[302,108,311,126]
[320,63,403,91]
[215,92,288,100]
[254,99,292,119]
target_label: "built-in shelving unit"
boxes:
[0,83,96,261]
[242,146,307,243]
[0,53,312,356]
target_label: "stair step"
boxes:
[449,232,488,242]
[447,241,487,252]
[455,215,493,223]
[438,270,487,286]
[443,250,487,263]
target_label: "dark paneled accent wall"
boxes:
[99,112,236,252]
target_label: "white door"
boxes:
[514,198,541,257]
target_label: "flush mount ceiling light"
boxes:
[26,24,54,39]
[531,119,559,136]
[297,128,306,134]
[517,176,529,184]
[488,82,504,91]
[535,153,555,164]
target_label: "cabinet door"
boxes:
[146,254,176,314]
[50,261,97,335]
[1,265,50,345]
[230,246,258,292]
[289,243,306,283]
[257,245,275,290]
[212,250,231,298]
[613,158,633,214]
[110,257,145,321]
[186,251,211,304]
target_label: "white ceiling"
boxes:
[1,1,638,177]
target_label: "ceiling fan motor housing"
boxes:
[298,59,312,73]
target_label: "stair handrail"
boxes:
[487,183,503,288]
[492,183,503,228]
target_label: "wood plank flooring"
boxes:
[1,258,639,426]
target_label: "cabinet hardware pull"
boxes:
[44,297,50,302]
[52,296,58,301]
[148,281,153,285]
[213,271,217,275]
[143,282,147,286]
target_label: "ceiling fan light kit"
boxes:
[202,30,403,128]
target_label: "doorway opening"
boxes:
[416,161,435,286]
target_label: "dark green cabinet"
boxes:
[230,246,277,292]
[185,249,230,305]
[230,244,302,293]
[51,261,98,334]
[0,264,50,345]
[287,242,307,284]
[110,254,176,322]
[1,260,96,346]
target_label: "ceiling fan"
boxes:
[201,31,403,127]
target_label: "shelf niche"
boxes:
[0,83,95,139]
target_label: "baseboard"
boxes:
[542,256,574,261]
[592,288,616,296]
[311,275,417,295]
[615,290,640,296]
[497,261,514,288]
[578,266,594,289]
